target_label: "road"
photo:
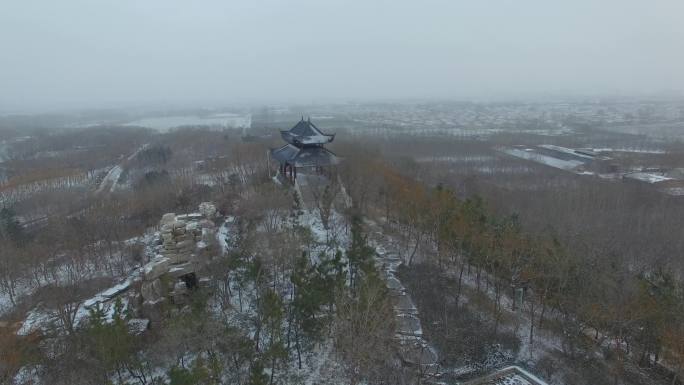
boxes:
[95,143,148,194]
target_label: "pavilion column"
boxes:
[294,166,297,180]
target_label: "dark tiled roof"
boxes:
[280,118,335,146]
[270,144,339,167]
[271,144,300,163]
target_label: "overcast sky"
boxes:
[1,0,683,111]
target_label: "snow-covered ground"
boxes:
[0,171,99,206]
[538,144,595,160]
[463,366,549,385]
[16,284,135,336]
[366,220,440,374]
[624,172,673,184]
[370,221,563,383]
[591,147,666,154]
[212,206,351,385]
[3,230,157,324]
[94,144,150,194]
[472,166,534,174]
[95,165,123,193]
[661,187,684,196]
[415,155,496,163]
[14,264,140,336]
[502,148,585,171]
[216,216,237,253]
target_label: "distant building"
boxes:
[269,117,339,183]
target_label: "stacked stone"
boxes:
[160,215,194,264]
[140,203,217,308]
[198,202,217,218]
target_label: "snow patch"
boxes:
[502,148,584,171]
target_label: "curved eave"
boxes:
[270,145,339,167]
[280,131,335,146]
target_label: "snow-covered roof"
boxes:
[280,118,335,146]
[270,144,339,167]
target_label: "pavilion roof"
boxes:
[280,118,335,146]
[270,144,339,167]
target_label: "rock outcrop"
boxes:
[139,202,217,310]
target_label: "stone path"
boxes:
[292,174,442,379]
[366,222,551,385]
[366,221,442,379]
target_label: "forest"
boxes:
[0,107,684,385]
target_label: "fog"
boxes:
[1,0,683,111]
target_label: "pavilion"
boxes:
[270,117,339,183]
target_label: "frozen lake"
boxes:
[125,113,251,132]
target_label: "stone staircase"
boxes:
[367,222,443,380]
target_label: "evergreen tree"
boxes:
[168,357,211,385]
[260,288,286,383]
[0,207,26,246]
[247,359,269,385]
[317,249,347,305]
[346,215,375,289]
[84,298,137,383]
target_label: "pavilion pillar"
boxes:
[294,166,297,180]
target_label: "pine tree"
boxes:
[247,359,269,385]
[346,215,375,289]
[260,288,286,382]
[84,298,136,383]
[168,357,211,385]
[0,207,25,246]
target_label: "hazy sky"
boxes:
[1,0,683,111]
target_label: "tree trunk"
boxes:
[493,280,502,336]
[269,354,276,385]
[407,230,422,266]
[238,285,243,312]
[539,294,547,328]
[456,263,465,307]
[296,328,303,370]
[528,300,536,347]
[444,300,449,337]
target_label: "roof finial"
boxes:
[307,116,310,123]
[301,115,304,121]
